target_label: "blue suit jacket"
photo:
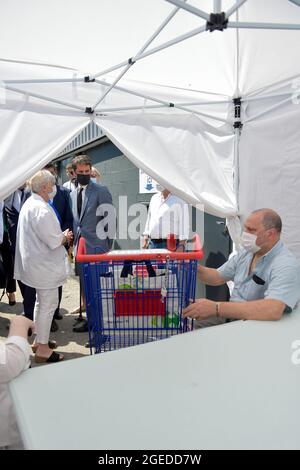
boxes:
[70,182,115,254]
[52,184,73,232]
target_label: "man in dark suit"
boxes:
[70,155,115,333]
[4,186,35,318]
[44,163,74,329]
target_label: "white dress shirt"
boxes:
[143,193,189,240]
[0,336,31,447]
[63,180,76,192]
[14,193,68,289]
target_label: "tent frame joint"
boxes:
[233,121,243,130]
[84,76,95,83]
[206,12,228,32]
[128,57,136,65]
[85,107,94,114]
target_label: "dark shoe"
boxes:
[35,351,64,363]
[73,315,85,325]
[54,311,63,320]
[50,319,59,332]
[7,293,16,306]
[73,319,89,333]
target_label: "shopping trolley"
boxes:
[76,234,204,354]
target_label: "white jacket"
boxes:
[0,337,30,448]
[14,193,68,289]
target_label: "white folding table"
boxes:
[9,309,300,449]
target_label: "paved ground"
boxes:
[0,277,91,366]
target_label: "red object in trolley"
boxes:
[115,290,166,317]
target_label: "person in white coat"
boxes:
[0,315,33,449]
[14,170,73,363]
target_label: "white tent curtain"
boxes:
[0,0,300,255]
[95,111,237,217]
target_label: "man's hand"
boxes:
[142,236,149,249]
[176,241,186,252]
[183,299,216,320]
[63,229,73,244]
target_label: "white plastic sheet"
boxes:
[0,0,300,254]
[95,112,237,217]
[239,99,300,261]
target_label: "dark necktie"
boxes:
[77,187,83,218]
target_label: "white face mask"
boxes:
[240,231,261,254]
[48,185,57,200]
[156,183,165,192]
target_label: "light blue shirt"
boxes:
[217,240,300,312]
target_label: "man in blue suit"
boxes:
[70,155,115,333]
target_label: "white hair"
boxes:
[29,170,55,194]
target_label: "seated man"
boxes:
[184,208,300,323]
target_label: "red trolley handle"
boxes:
[76,234,204,262]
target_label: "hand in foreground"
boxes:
[183,299,216,320]
[8,315,35,339]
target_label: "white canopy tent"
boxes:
[1,0,300,256]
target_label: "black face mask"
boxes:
[76,174,90,186]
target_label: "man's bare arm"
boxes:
[217,298,285,321]
[184,298,286,322]
[197,264,226,286]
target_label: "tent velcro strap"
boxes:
[128,57,135,65]
[169,103,174,107]
[85,107,94,114]
[84,76,95,82]
[206,12,228,32]
[233,97,241,119]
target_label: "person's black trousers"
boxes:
[1,231,16,294]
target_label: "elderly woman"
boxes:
[0,315,33,449]
[14,170,73,363]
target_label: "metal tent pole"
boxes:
[228,21,300,30]
[5,85,85,113]
[93,0,188,108]
[165,0,210,21]
[289,0,300,7]
[95,78,229,123]
[94,24,207,79]
[214,0,222,13]
[4,78,83,85]
[226,0,248,18]
[244,95,297,123]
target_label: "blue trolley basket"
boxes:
[76,234,204,354]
